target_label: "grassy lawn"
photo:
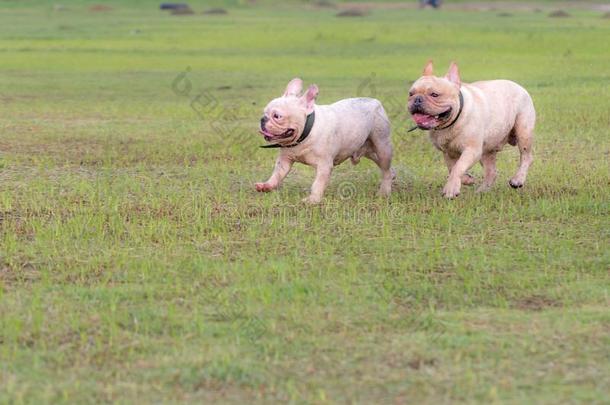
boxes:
[0,1,609,403]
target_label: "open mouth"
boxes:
[411,108,452,129]
[259,128,295,142]
[437,108,452,120]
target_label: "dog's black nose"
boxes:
[260,116,268,130]
[414,95,424,105]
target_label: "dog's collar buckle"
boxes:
[260,111,316,149]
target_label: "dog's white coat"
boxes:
[408,62,535,198]
[256,79,393,203]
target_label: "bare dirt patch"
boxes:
[89,5,113,12]
[0,260,40,287]
[171,6,195,15]
[203,8,228,15]
[548,10,571,18]
[338,2,411,12]
[315,0,336,8]
[408,356,437,370]
[513,295,562,311]
[336,9,368,17]
[339,2,610,13]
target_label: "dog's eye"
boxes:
[430,92,440,98]
[409,91,414,97]
[273,112,282,120]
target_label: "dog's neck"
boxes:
[435,90,464,131]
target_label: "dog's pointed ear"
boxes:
[301,84,318,114]
[423,60,434,76]
[283,78,303,97]
[445,62,461,86]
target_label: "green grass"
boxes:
[1,1,609,403]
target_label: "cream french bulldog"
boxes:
[408,61,535,198]
[256,78,394,204]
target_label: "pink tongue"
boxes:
[412,113,436,127]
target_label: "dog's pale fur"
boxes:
[256,78,394,204]
[408,61,536,198]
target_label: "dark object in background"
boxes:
[159,3,194,15]
[548,10,571,18]
[160,3,190,10]
[315,0,336,8]
[336,9,367,17]
[420,0,442,9]
[89,4,113,12]
[171,7,194,15]
[203,8,228,15]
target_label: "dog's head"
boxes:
[259,78,318,145]
[407,61,461,130]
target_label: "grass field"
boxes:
[1,0,609,403]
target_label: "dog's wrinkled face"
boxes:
[408,61,461,130]
[260,78,318,145]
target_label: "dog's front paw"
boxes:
[378,184,392,197]
[442,180,461,199]
[508,178,524,189]
[302,195,322,205]
[255,182,275,192]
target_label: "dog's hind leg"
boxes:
[366,128,396,196]
[509,106,535,189]
[476,152,497,193]
[351,142,369,165]
[367,105,394,196]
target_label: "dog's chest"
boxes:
[286,148,319,167]
[285,142,356,168]
[429,130,457,153]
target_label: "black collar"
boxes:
[408,90,464,133]
[260,111,315,149]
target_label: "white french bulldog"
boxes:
[256,78,394,204]
[407,61,536,198]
